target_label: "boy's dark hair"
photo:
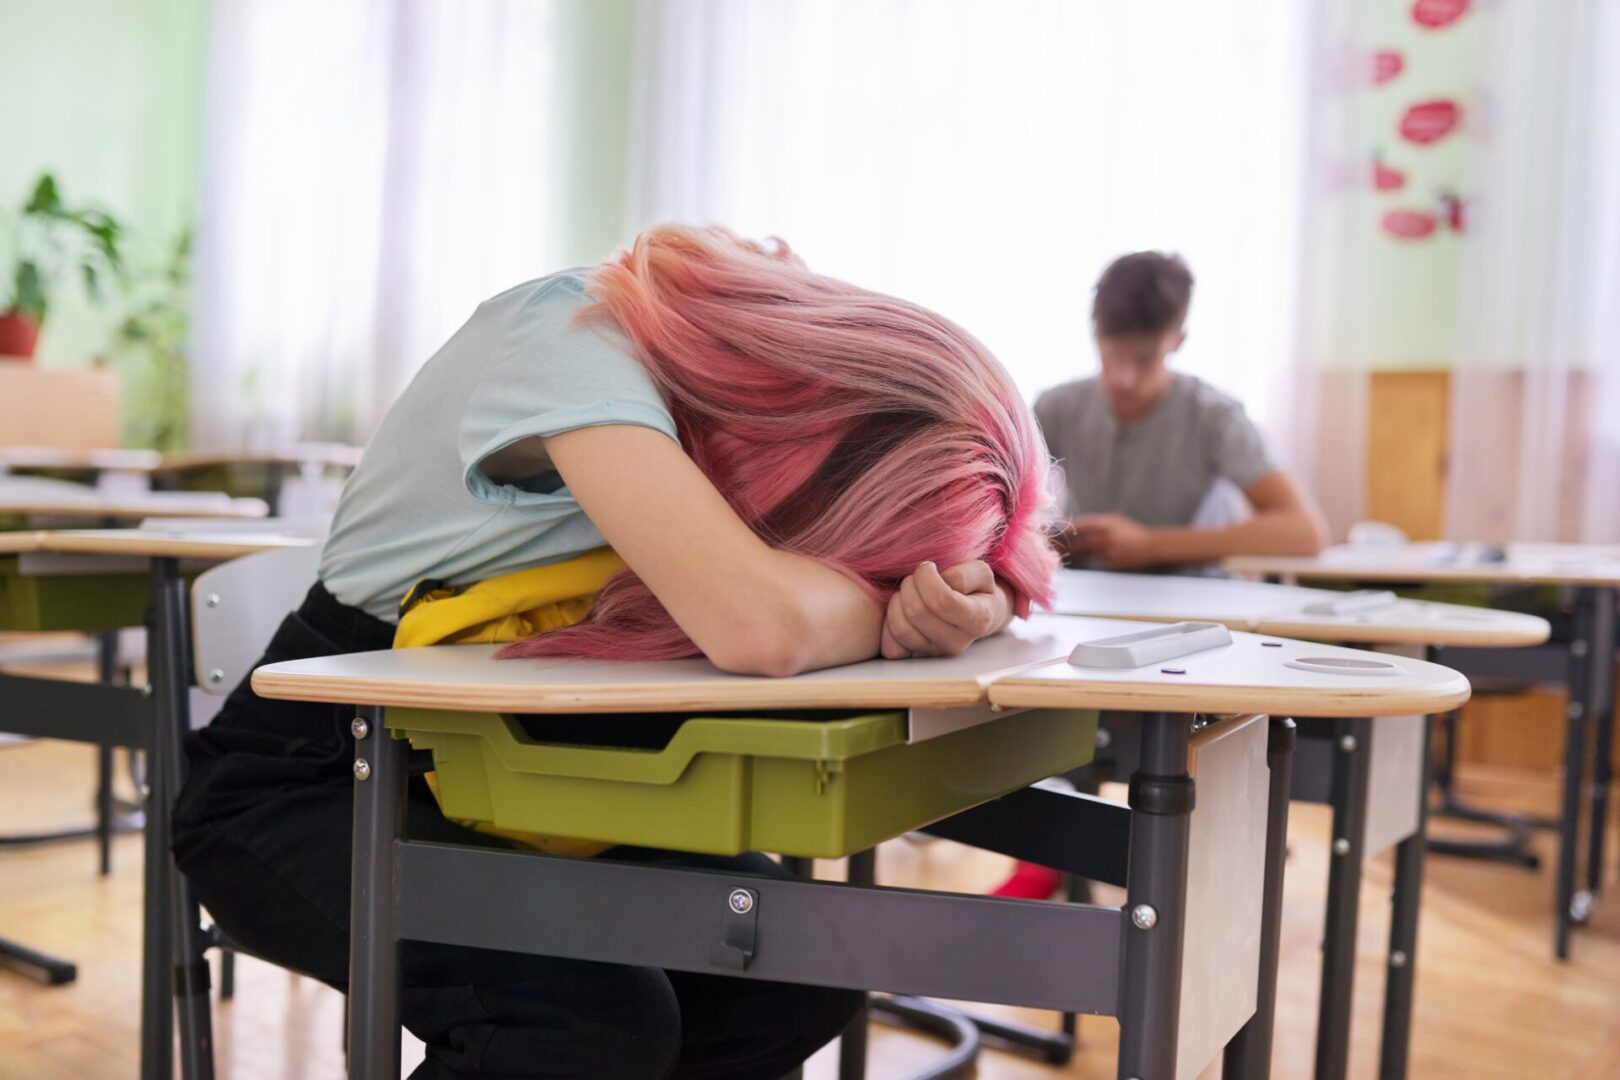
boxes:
[1091,252,1194,337]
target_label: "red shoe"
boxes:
[990,860,1062,900]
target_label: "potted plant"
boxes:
[115,228,193,450]
[1,173,126,358]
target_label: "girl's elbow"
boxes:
[702,609,816,678]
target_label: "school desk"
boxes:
[156,444,363,514]
[0,446,165,474]
[0,527,318,1080]
[1227,546,1620,960]
[0,476,269,522]
[4,444,362,515]
[253,617,1469,1080]
[1042,569,1548,1080]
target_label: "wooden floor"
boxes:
[2,739,1618,1079]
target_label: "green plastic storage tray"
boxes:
[0,556,151,633]
[389,705,1099,858]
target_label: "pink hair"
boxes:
[500,225,1058,661]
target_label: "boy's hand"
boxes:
[1070,513,1158,569]
[880,560,1014,659]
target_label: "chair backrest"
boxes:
[191,544,322,695]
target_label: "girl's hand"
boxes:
[880,560,1015,659]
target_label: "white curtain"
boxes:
[625,0,1310,439]
[191,0,568,446]
[1446,0,1620,543]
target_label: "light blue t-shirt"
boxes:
[319,271,678,622]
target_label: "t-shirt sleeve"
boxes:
[1207,398,1277,492]
[458,280,679,505]
[1032,389,1062,459]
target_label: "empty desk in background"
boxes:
[0,477,268,524]
[253,615,1469,1080]
[4,444,364,516]
[1227,545,1620,960]
[0,526,320,1080]
[156,444,363,516]
[1043,568,1548,1080]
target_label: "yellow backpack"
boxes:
[394,545,626,648]
[393,546,626,854]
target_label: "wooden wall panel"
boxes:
[0,361,121,450]
[1365,370,1451,541]
[1359,369,1620,777]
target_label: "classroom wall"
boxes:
[1298,0,1485,372]
[552,0,638,265]
[0,0,209,368]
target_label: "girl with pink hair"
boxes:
[173,225,1058,1079]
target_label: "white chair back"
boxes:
[191,544,322,695]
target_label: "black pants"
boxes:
[172,583,862,1079]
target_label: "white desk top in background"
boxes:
[1226,542,1620,588]
[252,614,1470,719]
[0,446,164,472]
[1,443,364,473]
[0,524,321,561]
[161,443,364,471]
[1044,569,1549,648]
[0,476,269,521]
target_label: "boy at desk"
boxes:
[1035,252,1328,572]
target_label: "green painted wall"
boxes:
[0,0,209,368]
[554,0,638,266]
[1300,0,1485,370]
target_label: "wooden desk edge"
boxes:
[249,668,1000,713]
[988,671,1472,718]
[1052,608,1549,649]
[251,664,1471,719]
[38,533,316,559]
[1223,557,1620,588]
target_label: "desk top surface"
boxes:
[2,443,363,473]
[160,443,364,470]
[1226,542,1620,587]
[1045,570,1549,647]
[0,525,320,560]
[252,614,1470,718]
[0,477,269,520]
[0,447,164,471]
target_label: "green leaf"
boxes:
[81,261,101,302]
[23,173,62,216]
[13,261,48,322]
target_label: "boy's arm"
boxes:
[1073,470,1329,569]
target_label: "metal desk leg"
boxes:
[1314,716,1373,1080]
[140,560,182,1080]
[263,461,287,517]
[0,937,78,985]
[1427,707,1543,868]
[1116,712,1194,1080]
[1584,587,1616,903]
[1557,590,1598,959]
[350,705,405,1080]
[1223,716,1296,1080]
[1379,714,1436,1080]
[838,849,875,1080]
[151,559,217,1080]
[96,631,119,876]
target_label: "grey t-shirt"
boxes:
[1034,372,1275,528]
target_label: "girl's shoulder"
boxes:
[480,268,595,314]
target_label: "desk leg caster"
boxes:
[0,935,77,985]
[869,996,979,1078]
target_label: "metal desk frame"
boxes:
[343,708,1297,1080]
